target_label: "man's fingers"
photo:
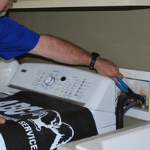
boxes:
[111,77,118,83]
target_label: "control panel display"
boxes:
[9,64,98,104]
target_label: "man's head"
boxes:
[0,0,9,11]
[0,0,13,16]
[0,0,14,11]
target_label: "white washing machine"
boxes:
[0,59,116,135]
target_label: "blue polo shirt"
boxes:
[0,16,40,60]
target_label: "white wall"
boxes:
[8,8,150,71]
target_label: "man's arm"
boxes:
[30,35,92,65]
[30,34,123,82]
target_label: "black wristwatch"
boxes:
[89,52,100,69]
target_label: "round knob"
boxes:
[45,76,55,86]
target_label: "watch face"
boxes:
[89,52,99,69]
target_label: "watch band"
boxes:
[89,52,100,69]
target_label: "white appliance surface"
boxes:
[76,123,150,150]
[0,134,6,150]
[0,59,19,87]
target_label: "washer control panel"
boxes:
[9,63,99,104]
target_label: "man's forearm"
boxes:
[30,34,92,66]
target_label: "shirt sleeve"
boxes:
[0,16,40,60]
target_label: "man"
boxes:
[0,0,123,124]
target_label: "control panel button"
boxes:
[61,76,66,81]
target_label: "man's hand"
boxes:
[94,58,123,82]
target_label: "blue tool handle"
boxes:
[116,82,127,93]
[115,77,129,89]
